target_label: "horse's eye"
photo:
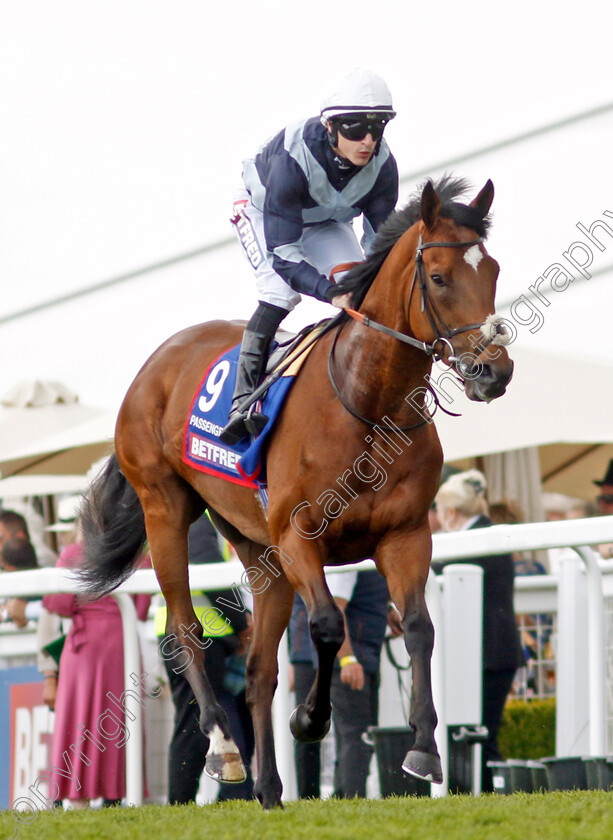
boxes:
[430,274,444,287]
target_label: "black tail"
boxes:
[78,454,147,598]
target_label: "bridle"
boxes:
[343,235,509,363]
[327,235,511,430]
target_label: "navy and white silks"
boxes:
[232,116,398,311]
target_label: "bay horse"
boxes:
[79,176,513,808]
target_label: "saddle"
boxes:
[265,318,335,377]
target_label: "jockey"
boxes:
[220,68,399,445]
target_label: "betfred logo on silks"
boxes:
[232,204,263,268]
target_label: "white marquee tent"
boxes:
[0,381,115,480]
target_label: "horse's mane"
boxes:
[335,174,492,308]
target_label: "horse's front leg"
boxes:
[281,534,345,746]
[376,525,443,784]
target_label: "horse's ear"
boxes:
[470,180,494,217]
[421,180,441,229]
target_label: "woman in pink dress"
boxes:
[43,542,150,808]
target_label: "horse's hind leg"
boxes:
[139,479,247,784]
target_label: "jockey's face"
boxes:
[329,124,377,167]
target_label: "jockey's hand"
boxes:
[340,660,364,690]
[331,293,353,310]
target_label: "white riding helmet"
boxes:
[320,68,396,122]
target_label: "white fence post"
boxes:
[442,565,483,727]
[426,569,448,797]
[572,546,607,756]
[272,630,296,800]
[556,557,589,756]
[112,592,143,806]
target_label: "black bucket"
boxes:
[508,760,535,793]
[487,761,512,795]
[527,760,549,791]
[447,726,485,795]
[541,757,588,791]
[366,727,431,797]
[582,757,613,790]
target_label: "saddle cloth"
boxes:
[182,321,330,488]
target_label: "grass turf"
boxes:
[2,791,612,840]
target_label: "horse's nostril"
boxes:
[458,358,475,378]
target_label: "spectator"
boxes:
[288,594,321,798]
[489,501,547,576]
[1,536,38,570]
[155,513,254,804]
[594,460,613,559]
[429,465,461,536]
[0,535,41,627]
[42,531,151,808]
[0,508,30,543]
[0,504,56,568]
[289,567,395,799]
[544,492,598,574]
[594,459,613,516]
[327,568,393,799]
[431,469,526,793]
[38,495,82,711]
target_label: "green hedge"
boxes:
[498,697,556,759]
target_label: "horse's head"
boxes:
[335,176,513,404]
[403,178,513,402]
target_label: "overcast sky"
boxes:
[1,1,612,411]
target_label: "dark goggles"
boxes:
[335,115,391,142]
[597,494,613,505]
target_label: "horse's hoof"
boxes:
[402,750,443,784]
[289,704,331,743]
[256,791,284,810]
[205,752,247,783]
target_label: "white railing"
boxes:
[1,515,613,804]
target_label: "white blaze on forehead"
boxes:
[464,244,483,271]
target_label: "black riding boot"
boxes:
[219,329,273,445]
